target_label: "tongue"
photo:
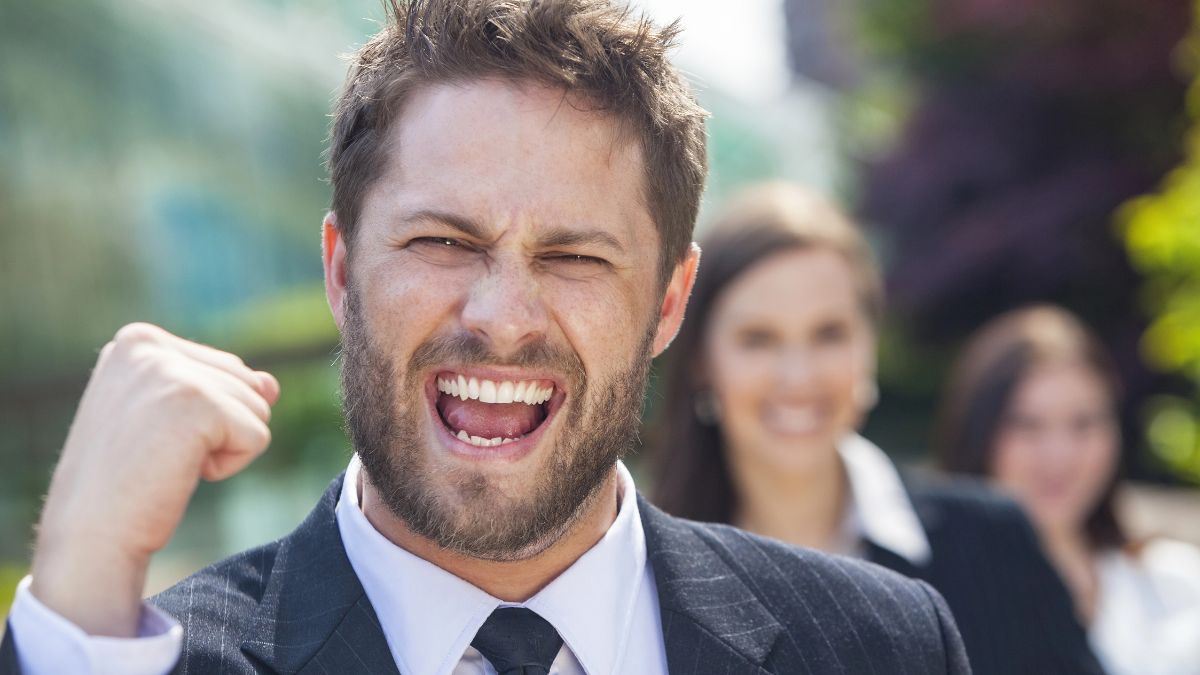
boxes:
[438,395,543,440]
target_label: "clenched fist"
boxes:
[29,323,279,637]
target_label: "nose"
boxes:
[1036,426,1086,466]
[460,255,550,356]
[776,344,818,390]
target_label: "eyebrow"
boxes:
[537,226,626,254]
[401,209,488,240]
[401,210,627,255]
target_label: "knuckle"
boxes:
[97,340,117,361]
[254,421,272,444]
[250,423,272,450]
[114,322,162,345]
[159,377,207,407]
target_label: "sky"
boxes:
[634,0,792,102]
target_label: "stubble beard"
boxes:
[339,283,654,561]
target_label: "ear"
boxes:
[854,324,881,415]
[322,212,349,330]
[651,243,701,357]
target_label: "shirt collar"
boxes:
[335,455,647,675]
[838,434,932,567]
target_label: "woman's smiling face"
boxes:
[991,362,1121,536]
[703,247,877,475]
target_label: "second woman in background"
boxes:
[936,305,1200,675]
[649,183,1103,675]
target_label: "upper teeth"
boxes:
[437,375,554,405]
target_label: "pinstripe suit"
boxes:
[2,475,969,674]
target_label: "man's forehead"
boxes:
[388,79,643,170]
[365,79,654,250]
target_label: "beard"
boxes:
[339,283,654,561]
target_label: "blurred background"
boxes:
[2,0,1199,615]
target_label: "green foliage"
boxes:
[1118,2,1200,483]
[0,565,25,616]
[0,0,357,568]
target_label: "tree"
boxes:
[853,0,1194,476]
[1119,0,1200,483]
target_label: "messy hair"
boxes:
[327,0,709,286]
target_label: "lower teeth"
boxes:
[455,429,521,447]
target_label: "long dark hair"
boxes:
[934,304,1127,550]
[649,183,882,523]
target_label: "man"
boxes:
[2,1,970,673]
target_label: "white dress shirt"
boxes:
[834,434,933,567]
[7,458,668,675]
[337,455,667,675]
[1090,538,1200,675]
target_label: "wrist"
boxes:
[30,531,152,638]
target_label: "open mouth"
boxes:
[432,372,560,448]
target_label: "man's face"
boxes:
[325,79,696,561]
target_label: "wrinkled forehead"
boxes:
[365,79,653,244]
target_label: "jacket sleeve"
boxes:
[916,580,972,674]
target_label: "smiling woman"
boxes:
[936,305,1200,675]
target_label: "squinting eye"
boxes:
[548,254,607,266]
[405,236,480,264]
[412,237,462,248]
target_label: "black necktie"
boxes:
[471,607,564,675]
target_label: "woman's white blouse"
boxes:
[1090,538,1200,675]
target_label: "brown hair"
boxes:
[327,0,709,286]
[650,182,883,523]
[934,304,1127,550]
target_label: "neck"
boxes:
[359,467,621,603]
[1040,526,1100,624]
[730,444,848,552]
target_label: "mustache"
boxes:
[408,332,586,385]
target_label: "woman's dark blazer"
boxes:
[865,472,1106,675]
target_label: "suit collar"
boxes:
[238,476,787,673]
[240,474,399,674]
[639,495,783,670]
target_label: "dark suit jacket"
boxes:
[3,475,969,674]
[864,473,1104,675]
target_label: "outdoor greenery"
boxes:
[1118,0,1200,483]
[2,0,1198,614]
[852,0,1196,476]
[0,0,821,586]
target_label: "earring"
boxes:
[858,381,880,411]
[694,389,722,426]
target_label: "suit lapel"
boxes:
[1,621,18,673]
[240,475,400,675]
[639,496,782,674]
[235,483,784,674]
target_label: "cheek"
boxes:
[358,258,466,352]
[706,349,772,437]
[543,280,648,375]
[1077,432,1120,494]
[818,341,873,412]
[990,435,1037,493]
